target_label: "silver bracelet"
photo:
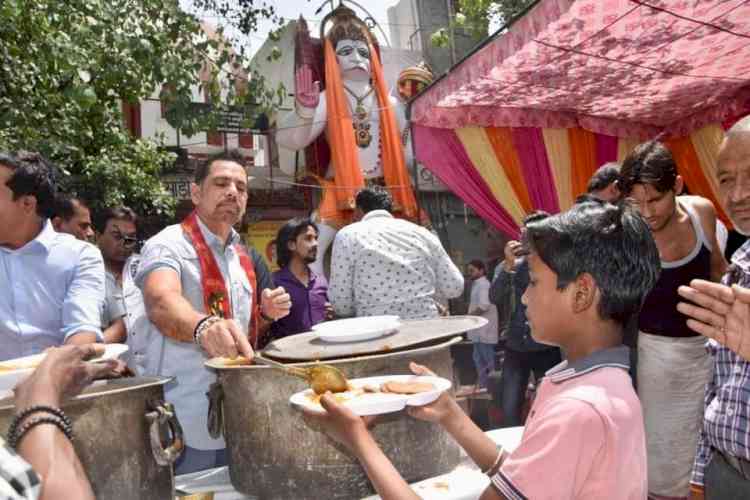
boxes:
[482,448,505,476]
[194,316,221,347]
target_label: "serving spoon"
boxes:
[222,355,350,395]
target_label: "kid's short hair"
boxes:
[522,198,660,327]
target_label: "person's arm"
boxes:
[328,231,355,317]
[407,364,502,472]
[429,232,464,300]
[62,245,105,346]
[102,318,127,344]
[12,345,127,500]
[695,198,727,282]
[140,267,254,359]
[689,355,716,500]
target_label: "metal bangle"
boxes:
[194,315,221,346]
[8,415,73,449]
[8,405,71,439]
[482,448,505,476]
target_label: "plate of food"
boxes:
[289,374,452,416]
[0,343,130,394]
[312,315,401,343]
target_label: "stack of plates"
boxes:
[312,315,401,343]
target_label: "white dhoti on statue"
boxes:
[637,331,712,498]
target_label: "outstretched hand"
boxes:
[678,279,750,361]
[14,344,132,410]
[295,65,320,111]
[405,362,461,425]
[302,393,374,453]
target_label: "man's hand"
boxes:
[14,344,129,409]
[295,65,320,111]
[324,302,335,321]
[261,287,292,321]
[302,393,373,454]
[503,241,521,272]
[678,279,750,361]
[404,363,462,425]
[199,318,254,361]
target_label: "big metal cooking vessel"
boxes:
[207,336,463,499]
[0,376,183,500]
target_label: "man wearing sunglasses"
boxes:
[96,207,139,344]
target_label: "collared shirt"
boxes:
[691,239,750,487]
[0,220,105,361]
[270,265,328,339]
[0,438,40,500]
[101,270,126,328]
[492,346,646,500]
[467,276,498,344]
[329,210,464,319]
[135,217,253,450]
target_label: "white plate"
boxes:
[0,344,130,396]
[290,374,452,416]
[312,315,401,343]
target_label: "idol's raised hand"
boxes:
[295,65,320,111]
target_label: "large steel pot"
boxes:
[208,337,462,499]
[0,376,183,500]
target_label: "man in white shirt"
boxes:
[466,259,498,388]
[329,187,464,319]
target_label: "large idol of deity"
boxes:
[276,6,428,276]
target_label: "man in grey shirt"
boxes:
[97,207,139,343]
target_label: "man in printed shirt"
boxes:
[329,187,464,319]
[0,151,104,361]
[677,116,750,498]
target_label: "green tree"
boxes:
[431,0,536,48]
[0,0,283,218]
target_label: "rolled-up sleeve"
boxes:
[135,243,182,290]
[61,244,105,342]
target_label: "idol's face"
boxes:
[336,39,371,81]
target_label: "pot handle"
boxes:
[206,381,224,439]
[145,401,184,466]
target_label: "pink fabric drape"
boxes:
[511,127,561,214]
[414,125,520,238]
[594,133,619,167]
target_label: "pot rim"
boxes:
[0,376,173,410]
[205,335,463,370]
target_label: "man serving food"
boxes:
[136,151,292,474]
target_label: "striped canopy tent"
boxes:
[410,0,750,238]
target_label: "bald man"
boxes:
[677,116,750,499]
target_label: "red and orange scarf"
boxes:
[181,211,263,349]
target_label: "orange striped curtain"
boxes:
[485,127,534,214]
[666,136,731,226]
[568,128,598,197]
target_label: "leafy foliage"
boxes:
[0,0,282,217]
[431,0,536,48]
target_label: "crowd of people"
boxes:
[3,119,750,498]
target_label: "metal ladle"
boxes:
[252,355,350,395]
